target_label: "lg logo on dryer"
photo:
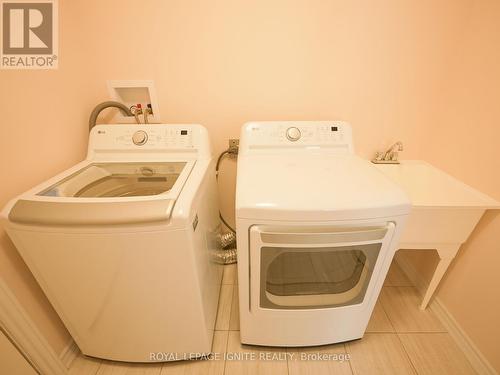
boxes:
[1,0,58,69]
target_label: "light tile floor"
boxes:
[69,262,476,375]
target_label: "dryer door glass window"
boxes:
[257,225,390,310]
[37,162,187,198]
[260,245,380,309]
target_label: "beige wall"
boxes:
[403,0,500,371]
[0,330,37,374]
[0,0,497,366]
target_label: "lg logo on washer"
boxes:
[1,0,58,69]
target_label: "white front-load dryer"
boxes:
[1,124,222,362]
[235,121,411,346]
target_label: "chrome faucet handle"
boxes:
[371,141,403,164]
[388,141,403,153]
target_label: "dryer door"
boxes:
[250,223,396,310]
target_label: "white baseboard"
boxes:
[59,339,79,369]
[395,254,498,375]
[0,278,68,375]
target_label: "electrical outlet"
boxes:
[228,139,239,154]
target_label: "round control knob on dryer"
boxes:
[286,127,301,142]
[132,130,148,146]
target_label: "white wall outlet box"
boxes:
[107,80,161,123]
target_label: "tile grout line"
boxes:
[222,330,229,375]
[227,281,234,331]
[218,280,234,331]
[285,347,290,375]
[344,343,356,375]
[381,262,420,336]
[395,332,420,375]
[93,359,102,375]
[228,277,236,331]
[378,289,398,333]
[387,265,431,375]
[215,279,225,329]
[222,266,233,375]
[380,285,448,333]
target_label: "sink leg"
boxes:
[420,257,452,309]
[419,245,460,310]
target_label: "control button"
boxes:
[286,127,301,142]
[132,130,148,146]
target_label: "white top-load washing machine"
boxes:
[1,124,222,362]
[236,121,411,346]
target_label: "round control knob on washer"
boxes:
[286,127,301,142]
[132,130,148,146]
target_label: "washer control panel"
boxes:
[101,127,194,149]
[241,121,353,154]
[88,125,212,159]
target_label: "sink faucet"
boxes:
[372,141,403,164]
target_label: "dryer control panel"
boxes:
[239,121,354,154]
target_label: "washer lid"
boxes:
[236,154,411,221]
[37,162,187,198]
[8,160,195,226]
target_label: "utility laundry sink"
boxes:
[374,160,500,308]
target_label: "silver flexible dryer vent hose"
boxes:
[212,230,237,264]
[220,231,237,249]
[212,248,237,265]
